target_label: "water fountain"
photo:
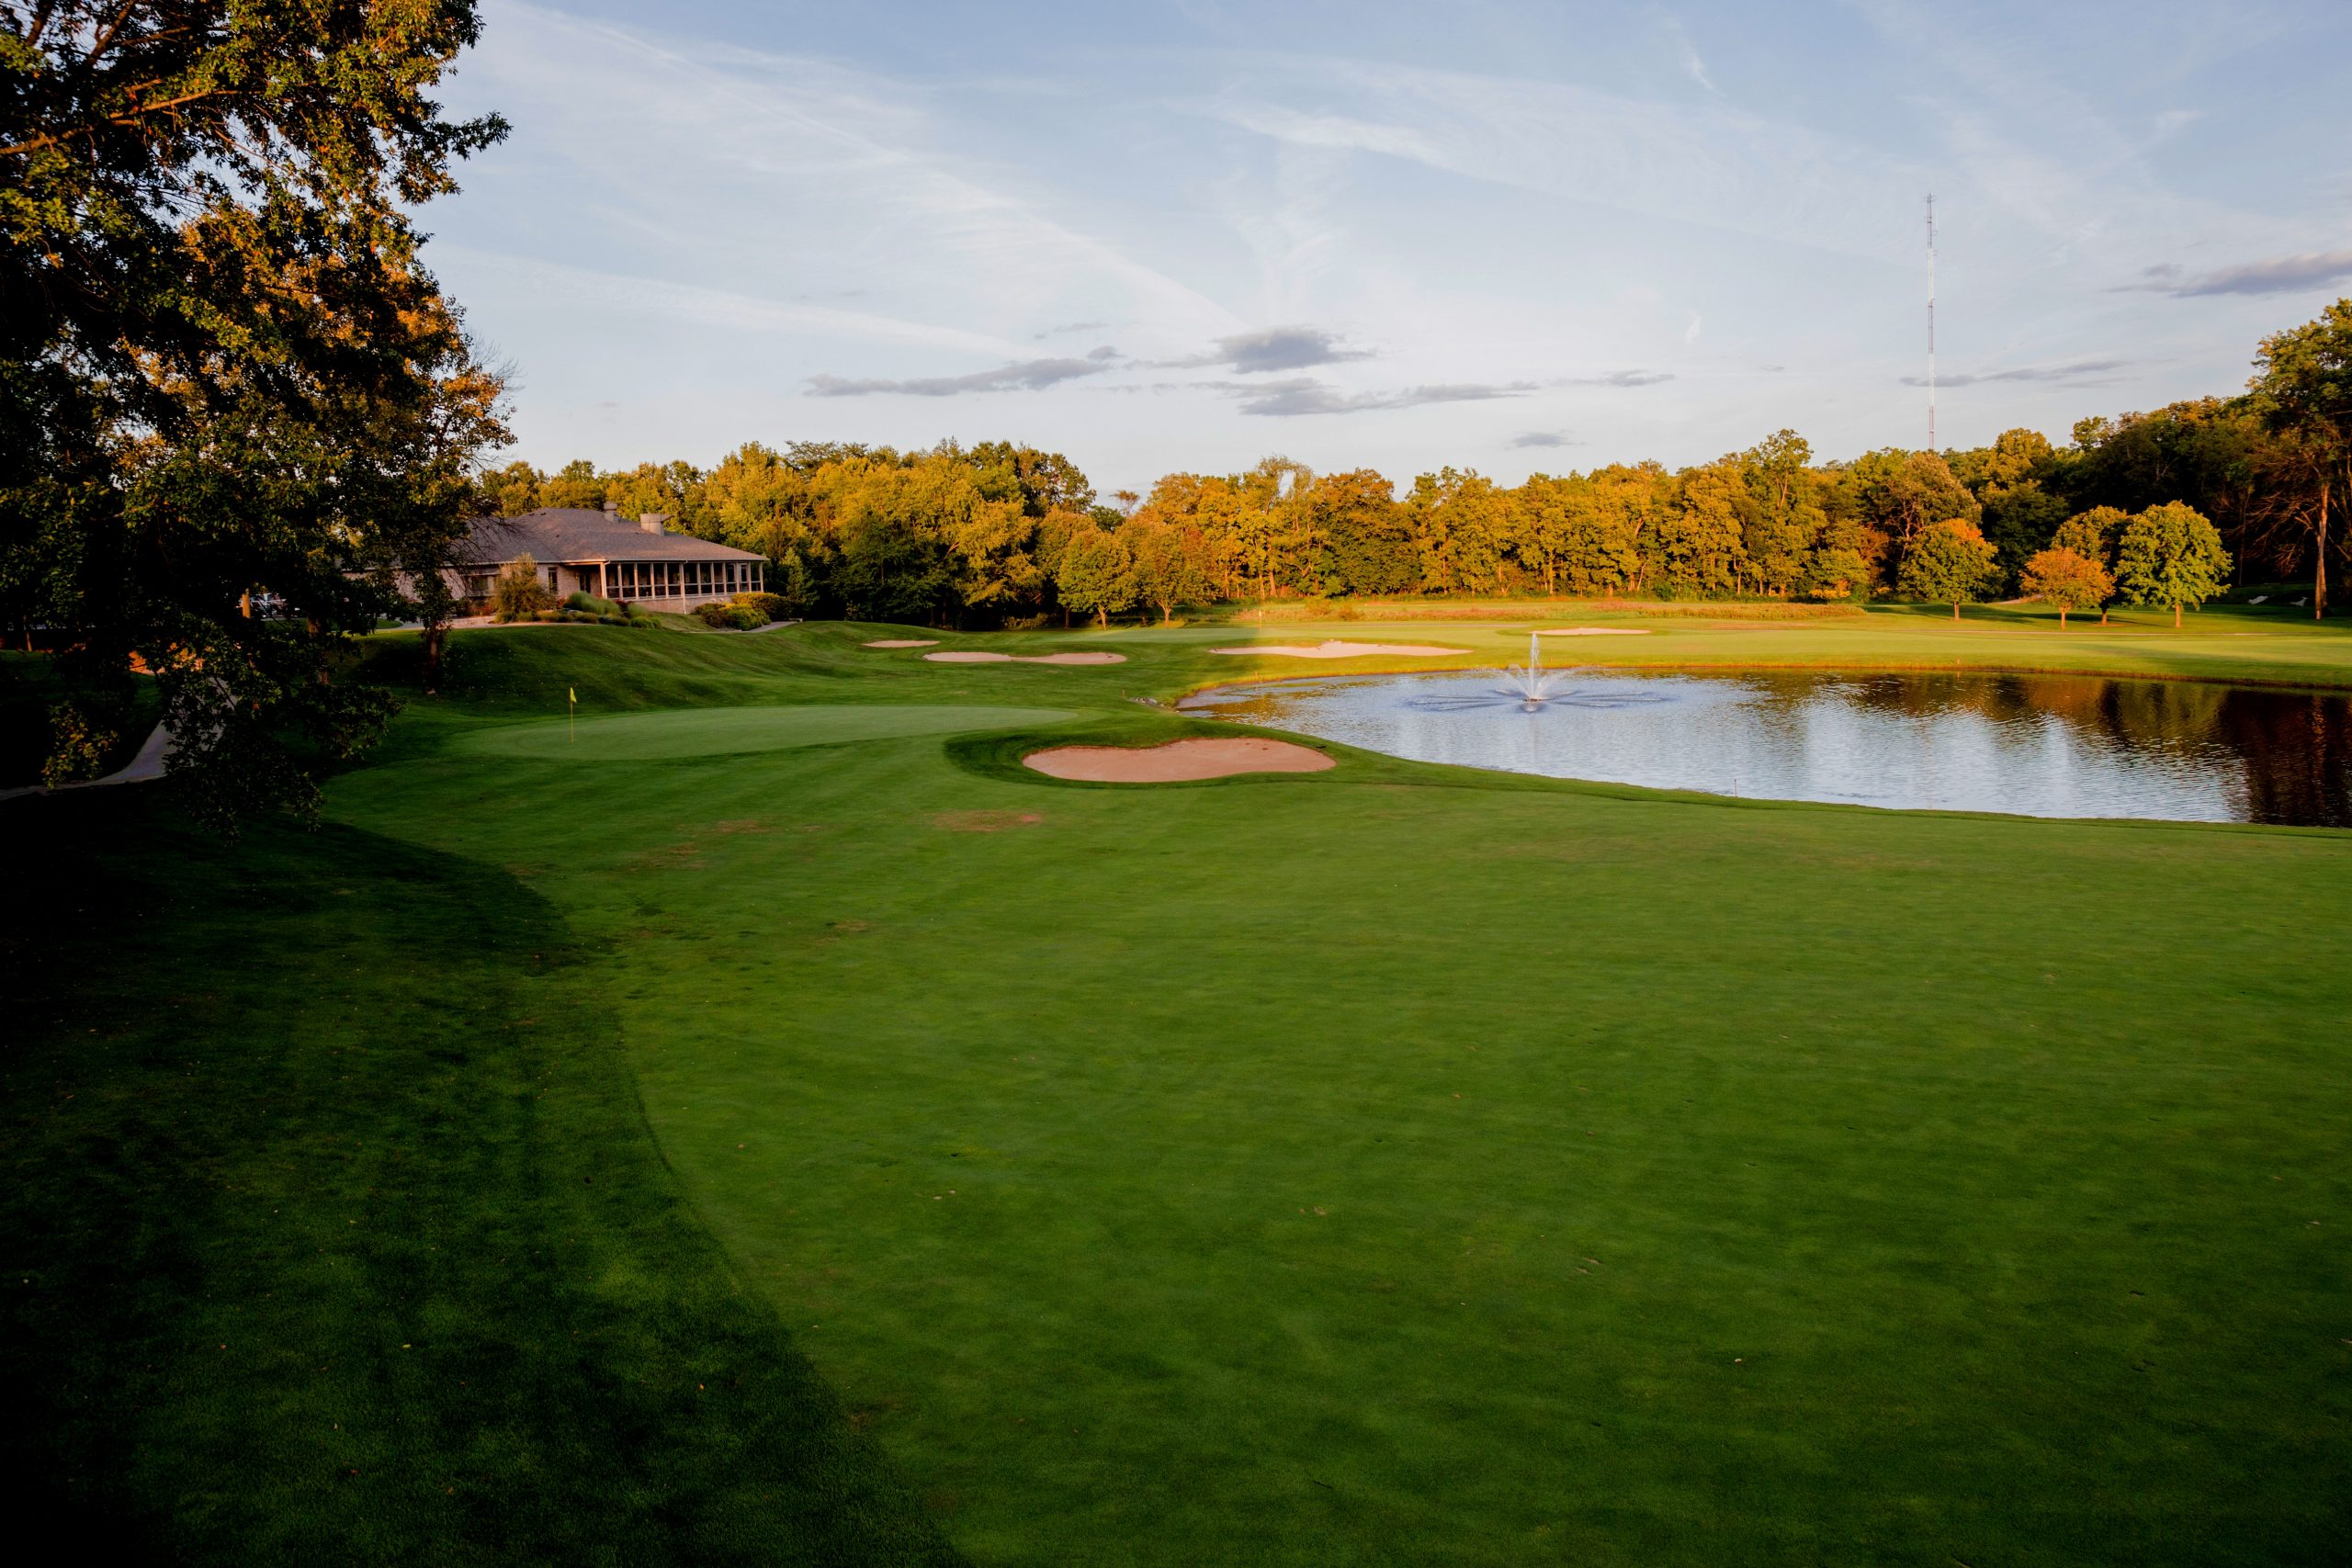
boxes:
[1498,631,1570,709]
[1402,632,1668,714]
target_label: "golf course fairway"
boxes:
[6,606,2350,1565]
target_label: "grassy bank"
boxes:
[8,611,2351,1563]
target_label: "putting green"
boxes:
[457,703,1079,761]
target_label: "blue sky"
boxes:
[424,0,2352,492]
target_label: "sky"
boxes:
[420,0,2352,494]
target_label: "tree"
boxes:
[2018,547,2111,627]
[1123,518,1214,622]
[2066,400,2261,582]
[1566,465,1666,594]
[2052,507,2126,567]
[1737,430,1822,595]
[2248,299,2352,617]
[1310,469,1415,595]
[473,460,545,516]
[537,458,605,510]
[2115,502,2230,628]
[1657,461,1752,597]
[1056,529,1136,626]
[831,465,956,625]
[1410,468,1516,595]
[1,0,509,823]
[1896,520,1998,619]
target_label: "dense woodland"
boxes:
[471,304,2352,627]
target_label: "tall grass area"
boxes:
[0,792,957,1564]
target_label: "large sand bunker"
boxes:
[864,638,938,648]
[1024,737,1334,782]
[1537,627,1651,637]
[1209,639,1465,659]
[924,649,1127,665]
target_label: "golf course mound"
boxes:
[1210,639,1465,658]
[1537,626,1652,637]
[922,649,1126,665]
[862,638,938,648]
[459,704,1077,760]
[1023,737,1335,781]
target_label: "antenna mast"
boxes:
[1926,193,1938,453]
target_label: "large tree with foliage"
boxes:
[1055,528,1135,626]
[1896,519,1998,619]
[2018,547,2110,627]
[2115,502,2229,628]
[2,0,509,820]
[2247,299,2352,618]
[1309,469,1415,595]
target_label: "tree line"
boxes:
[473,301,2352,628]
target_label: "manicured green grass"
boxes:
[9,611,2352,1563]
[0,792,958,1564]
[458,704,1081,761]
[332,618,2350,1564]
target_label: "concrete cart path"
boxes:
[0,720,173,805]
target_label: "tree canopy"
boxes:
[2,0,509,820]
[2115,502,2230,627]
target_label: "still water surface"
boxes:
[1181,669,2352,826]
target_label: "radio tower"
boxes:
[1925,193,1938,452]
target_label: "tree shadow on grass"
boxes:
[0,792,961,1565]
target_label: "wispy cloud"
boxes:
[807,357,1114,397]
[1510,431,1580,448]
[1035,320,1112,338]
[465,5,1238,341]
[1898,359,2126,388]
[1156,326,1376,373]
[442,246,1023,357]
[1196,60,1921,264]
[1561,369,1675,388]
[1209,378,1536,416]
[1657,12,1719,94]
[2118,250,2352,298]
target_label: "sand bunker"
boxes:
[1537,627,1651,637]
[1024,737,1335,782]
[1208,639,1465,659]
[864,638,938,648]
[923,649,1127,665]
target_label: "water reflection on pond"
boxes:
[1180,669,2352,826]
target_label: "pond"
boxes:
[1180,668,2352,827]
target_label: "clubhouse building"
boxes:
[457,505,765,612]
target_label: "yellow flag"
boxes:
[569,687,577,705]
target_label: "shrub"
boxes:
[732,592,788,622]
[695,601,765,630]
[492,556,555,621]
[565,591,622,617]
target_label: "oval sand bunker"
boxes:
[864,638,938,648]
[1209,639,1464,659]
[1024,737,1334,782]
[925,649,1126,665]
